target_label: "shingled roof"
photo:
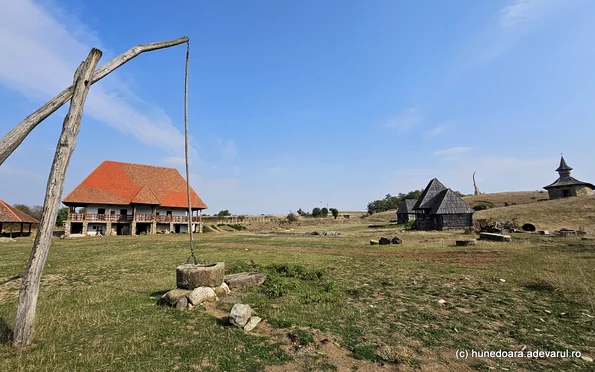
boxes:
[0,200,40,224]
[544,156,595,190]
[397,199,417,214]
[62,161,208,209]
[413,178,447,210]
[429,189,475,215]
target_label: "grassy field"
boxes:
[1,214,594,371]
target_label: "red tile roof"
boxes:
[62,161,208,209]
[0,200,40,224]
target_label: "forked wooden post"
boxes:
[11,48,102,347]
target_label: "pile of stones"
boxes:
[157,263,267,331]
[370,237,402,245]
[308,231,341,237]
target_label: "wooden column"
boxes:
[10,224,13,238]
[131,205,137,235]
[151,206,157,234]
[106,207,112,236]
[20,223,23,237]
[28,224,32,234]
[0,222,3,235]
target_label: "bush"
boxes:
[261,275,292,297]
[473,205,490,211]
[312,207,322,218]
[266,263,325,280]
[287,213,298,223]
[330,208,339,219]
[321,207,329,218]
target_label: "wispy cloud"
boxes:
[476,0,575,63]
[425,121,455,139]
[0,0,189,155]
[384,107,423,132]
[0,166,44,179]
[269,167,282,174]
[434,147,472,156]
[220,139,238,161]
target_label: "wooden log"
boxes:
[456,239,477,246]
[0,36,189,166]
[12,48,102,347]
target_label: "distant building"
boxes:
[0,199,39,237]
[339,211,368,219]
[396,199,417,224]
[543,156,594,199]
[62,161,207,237]
[413,178,474,230]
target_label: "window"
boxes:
[98,208,105,214]
[120,209,127,215]
[110,211,115,215]
[156,212,160,216]
[166,211,173,216]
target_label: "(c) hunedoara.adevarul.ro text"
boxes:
[455,349,582,359]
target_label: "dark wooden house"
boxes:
[396,199,417,224]
[412,178,474,230]
[543,156,594,199]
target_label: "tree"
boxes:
[366,190,424,214]
[297,208,305,216]
[13,204,32,217]
[330,208,339,219]
[312,207,321,218]
[29,206,43,221]
[217,210,231,217]
[321,207,329,218]
[55,207,68,227]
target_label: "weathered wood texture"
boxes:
[0,37,189,166]
[12,48,103,347]
[183,43,196,263]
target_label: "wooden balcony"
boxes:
[68,213,200,223]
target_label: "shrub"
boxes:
[261,275,291,297]
[321,207,329,218]
[330,208,339,219]
[289,329,314,345]
[266,263,325,280]
[312,207,322,218]
[473,205,490,211]
[287,213,298,223]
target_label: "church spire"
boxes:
[556,154,572,172]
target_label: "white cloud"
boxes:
[220,139,237,161]
[384,107,423,132]
[434,147,472,156]
[0,0,189,155]
[499,0,541,28]
[425,122,455,139]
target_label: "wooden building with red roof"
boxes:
[62,160,207,236]
[0,199,39,237]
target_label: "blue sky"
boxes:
[1,0,595,215]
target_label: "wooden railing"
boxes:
[68,213,201,223]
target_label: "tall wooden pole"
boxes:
[0,37,189,166]
[12,48,102,347]
[183,42,196,264]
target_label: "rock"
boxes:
[479,232,512,242]
[187,287,216,306]
[224,272,267,290]
[219,282,231,294]
[176,262,225,289]
[370,240,379,245]
[538,230,549,235]
[391,237,402,244]
[214,286,227,298]
[230,303,252,328]
[321,231,341,237]
[499,279,506,283]
[158,289,192,306]
[521,223,536,232]
[581,355,593,362]
[456,239,476,246]
[243,316,262,332]
[175,296,188,310]
[438,299,446,305]
[379,237,391,245]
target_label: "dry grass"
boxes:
[475,194,595,232]
[462,191,548,208]
[0,201,594,371]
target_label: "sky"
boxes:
[1,0,595,215]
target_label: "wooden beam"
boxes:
[0,36,188,166]
[12,48,102,347]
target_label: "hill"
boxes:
[462,191,548,208]
[475,194,595,232]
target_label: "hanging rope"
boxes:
[184,41,197,265]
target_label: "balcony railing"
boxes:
[68,213,201,223]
